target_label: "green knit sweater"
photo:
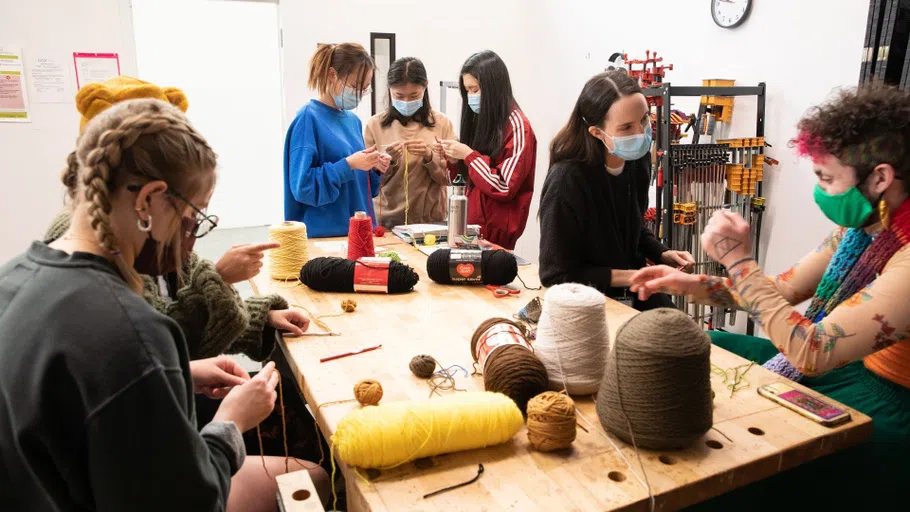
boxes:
[45,211,287,361]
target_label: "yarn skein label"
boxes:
[449,249,482,283]
[476,323,532,373]
[354,257,390,293]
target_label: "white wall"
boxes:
[131,0,285,229]
[280,0,867,274]
[0,0,137,262]
[528,0,868,280]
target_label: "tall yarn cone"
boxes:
[535,283,609,395]
[596,308,712,450]
[267,221,309,280]
[331,392,523,469]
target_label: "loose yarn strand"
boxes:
[613,346,656,512]
[404,146,410,226]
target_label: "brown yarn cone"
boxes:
[470,317,528,358]
[596,308,712,450]
[483,344,549,415]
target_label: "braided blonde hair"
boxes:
[74,98,216,292]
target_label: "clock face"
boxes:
[712,0,752,29]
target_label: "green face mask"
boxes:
[813,184,875,228]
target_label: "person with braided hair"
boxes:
[632,85,910,508]
[1,98,329,510]
[48,76,309,362]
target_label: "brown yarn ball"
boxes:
[483,344,549,415]
[527,391,577,452]
[409,355,437,379]
[341,299,357,313]
[353,379,383,406]
[596,308,712,450]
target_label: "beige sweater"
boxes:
[364,111,454,229]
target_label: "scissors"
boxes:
[485,284,520,298]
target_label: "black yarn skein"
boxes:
[426,249,518,286]
[300,257,419,293]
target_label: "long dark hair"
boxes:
[549,69,642,167]
[459,51,517,159]
[309,43,375,99]
[381,57,436,128]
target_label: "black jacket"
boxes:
[539,156,667,296]
[0,243,242,511]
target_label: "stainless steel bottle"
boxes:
[447,174,468,244]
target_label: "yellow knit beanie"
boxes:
[75,76,188,132]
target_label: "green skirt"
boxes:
[685,331,910,510]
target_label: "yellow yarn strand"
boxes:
[404,146,410,227]
[268,221,309,281]
[331,392,522,469]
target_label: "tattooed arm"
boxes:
[728,247,910,375]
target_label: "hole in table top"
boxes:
[608,471,627,482]
[659,454,677,465]
[292,490,311,501]
[748,427,765,436]
[706,439,724,450]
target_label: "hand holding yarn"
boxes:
[267,309,311,336]
[384,141,404,162]
[661,250,696,271]
[629,265,700,301]
[405,139,432,161]
[439,139,473,160]
[216,242,280,284]
[347,145,385,171]
[213,362,280,433]
[701,210,752,268]
[190,356,250,399]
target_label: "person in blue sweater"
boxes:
[284,42,390,237]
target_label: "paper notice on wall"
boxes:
[29,55,72,103]
[0,45,31,122]
[73,52,120,89]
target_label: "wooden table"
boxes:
[252,237,872,511]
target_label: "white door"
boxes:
[130,0,285,228]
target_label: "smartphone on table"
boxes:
[757,382,852,427]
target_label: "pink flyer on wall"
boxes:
[73,52,120,89]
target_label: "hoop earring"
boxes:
[137,215,153,233]
[879,198,890,229]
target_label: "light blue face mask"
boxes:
[467,93,481,113]
[333,86,362,111]
[392,97,423,117]
[603,123,653,161]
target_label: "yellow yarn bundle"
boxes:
[331,392,523,469]
[268,221,309,280]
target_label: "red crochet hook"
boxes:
[320,344,383,363]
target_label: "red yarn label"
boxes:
[353,257,390,293]
[449,249,482,283]
[475,323,531,373]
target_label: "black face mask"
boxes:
[133,217,198,276]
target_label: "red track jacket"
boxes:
[448,108,537,250]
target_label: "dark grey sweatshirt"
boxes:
[0,242,244,510]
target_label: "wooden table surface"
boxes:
[251,236,872,511]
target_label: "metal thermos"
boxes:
[447,174,468,244]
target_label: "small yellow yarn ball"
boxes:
[354,379,383,407]
[341,299,357,313]
[526,391,577,452]
[423,234,437,246]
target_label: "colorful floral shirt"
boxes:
[691,226,910,386]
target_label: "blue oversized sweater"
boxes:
[283,99,381,237]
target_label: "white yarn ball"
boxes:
[535,283,609,395]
